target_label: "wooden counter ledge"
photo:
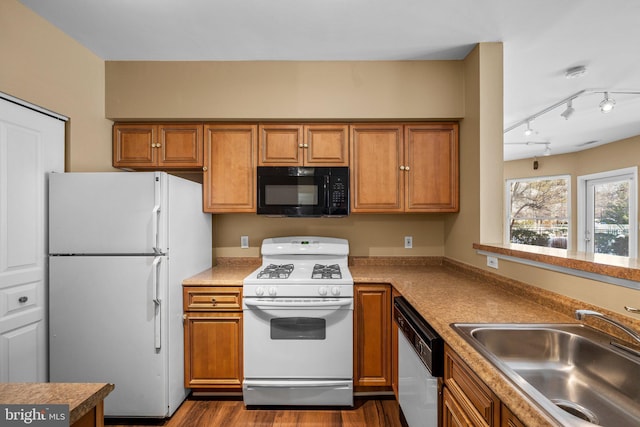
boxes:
[0,383,114,426]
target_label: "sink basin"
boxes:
[452,323,640,426]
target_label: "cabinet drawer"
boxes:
[183,287,242,311]
[444,344,500,426]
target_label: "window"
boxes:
[506,176,570,249]
[578,167,637,258]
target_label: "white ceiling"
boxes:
[19,0,640,161]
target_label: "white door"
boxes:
[0,96,65,382]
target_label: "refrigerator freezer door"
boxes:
[49,255,173,417]
[48,172,166,255]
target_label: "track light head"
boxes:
[544,144,551,156]
[560,100,575,120]
[599,92,615,113]
[523,121,534,137]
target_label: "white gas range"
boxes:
[242,236,354,406]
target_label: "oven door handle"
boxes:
[243,299,353,309]
[243,379,352,389]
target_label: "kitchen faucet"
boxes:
[575,309,640,353]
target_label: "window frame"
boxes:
[504,174,571,250]
[577,166,638,258]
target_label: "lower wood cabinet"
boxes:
[353,283,392,391]
[183,286,243,390]
[443,344,524,427]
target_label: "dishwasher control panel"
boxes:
[393,296,444,376]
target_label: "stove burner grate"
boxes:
[257,264,294,279]
[312,264,342,279]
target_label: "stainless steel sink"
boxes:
[452,323,640,426]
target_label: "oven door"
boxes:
[242,297,354,406]
[243,298,353,379]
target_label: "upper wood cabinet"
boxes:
[350,124,404,212]
[113,123,203,170]
[350,122,458,213]
[258,124,349,166]
[203,124,257,213]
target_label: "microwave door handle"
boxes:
[324,176,330,208]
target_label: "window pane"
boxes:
[508,178,568,249]
[593,180,630,256]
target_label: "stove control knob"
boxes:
[268,287,277,296]
[331,286,341,296]
[255,286,265,296]
[318,286,328,296]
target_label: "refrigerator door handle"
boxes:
[152,205,161,254]
[152,256,162,350]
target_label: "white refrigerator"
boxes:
[48,172,212,418]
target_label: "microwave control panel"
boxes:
[330,176,347,208]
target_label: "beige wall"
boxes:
[502,135,640,317]
[444,43,504,267]
[213,214,446,258]
[0,0,114,172]
[105,61,464,120]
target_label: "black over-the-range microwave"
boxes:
[257,166,349,217]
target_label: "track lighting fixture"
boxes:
[543,144,551,156]
[599,92,615,113]
[523,121,534,137]
[504,88,640,137]
[560,100,575,120]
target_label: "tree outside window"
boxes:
[506,176,569,249]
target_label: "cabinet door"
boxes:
[258,124,303,165]
[184,312,243,389]
[353,284,392,389]
[405,123,459,212]
[203,124,257,213]
[445,344,500,426]
[350,124,404,212]
[442,386,475,427]
[157,123,203,168]
[501,404,526,427]
[113,124,156,168]
[304,124,349,166]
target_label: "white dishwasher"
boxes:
[394,297,444,427]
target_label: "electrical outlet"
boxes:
[487,256,499,269]
[240,235,249,249]
[404,236,413,249]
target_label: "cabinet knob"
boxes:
[202,166,208,172]
[405,165,410,171]
[299,144,304,148]
[211,297,217,306]
[156,143,161,148]
[303,144,309,148]
[18,296,28,304]
[399,165,405,171]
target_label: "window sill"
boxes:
[473,243,640,289]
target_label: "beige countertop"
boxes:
[0,382,114,425]
[184,257,639,427]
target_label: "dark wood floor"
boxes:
[105,397,403,427]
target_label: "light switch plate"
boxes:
[404,236,413,249]
[241,235,249,249]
